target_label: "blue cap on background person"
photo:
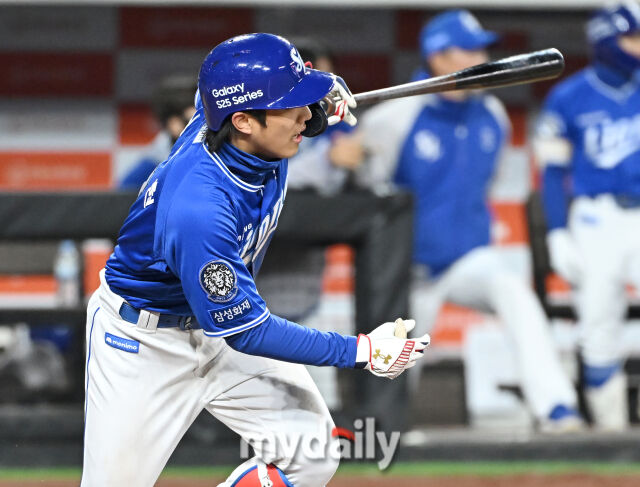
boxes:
[419,9,499,58]
[586,1,640,77]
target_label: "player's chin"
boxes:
[282,137,302,158]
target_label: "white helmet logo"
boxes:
[290,47,304,75]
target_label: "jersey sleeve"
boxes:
[164,189,270,337]
[542,165,571,230]
[225,314,357,368]
[533,85,573,168]
[535,84,574,230]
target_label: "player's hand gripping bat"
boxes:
[394,318,408,338]
[356,318,429,379]
[321,48,564,116]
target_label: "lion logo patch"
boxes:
[199,260,238,303]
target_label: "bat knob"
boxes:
[319,96,336,118]
[394,318,407,339]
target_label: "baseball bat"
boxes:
[394,318,407,339]
[352,48,564,106]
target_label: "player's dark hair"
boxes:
[205,110,267,152]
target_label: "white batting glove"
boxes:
[355,319,430,380]
[547,228,584,286]
[326,76,357,127]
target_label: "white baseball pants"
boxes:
[569,195,640,366]
[410,246,577,419]
[81,271,339,487]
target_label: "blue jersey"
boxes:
[393,95,509,275]
[105,108,356,368]
[538,63,640,228]
[106,109,284,337]
[105,108,355,367]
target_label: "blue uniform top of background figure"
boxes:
[394,93,509,276]
[361,10,509,277]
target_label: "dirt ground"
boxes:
[3,474,640,487]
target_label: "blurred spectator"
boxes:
[534,1,640,431]
[119,74,197,190]
[283,37,364,195]
[354,10,582,432]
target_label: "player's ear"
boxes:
[230,112,253,135]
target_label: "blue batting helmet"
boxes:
[587,1,640,75]
[198,33,335,133]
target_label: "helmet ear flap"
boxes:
[301,102,328,137]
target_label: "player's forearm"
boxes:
[542,165,570,230]
[224,314,357,368]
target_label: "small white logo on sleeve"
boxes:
[144,179,158,208]
[413,129,441,162]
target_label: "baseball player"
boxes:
[535,1,640,431]
[81,33,429,487]
[354,10,582,432]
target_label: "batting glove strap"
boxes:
[354,333,372,369]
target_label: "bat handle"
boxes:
[319,96,336,117]
[394,318,407,338]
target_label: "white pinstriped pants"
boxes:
[81,272,339,487]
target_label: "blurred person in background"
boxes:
[82,33,429,487]
[535,0,640,431]
[354,10,582,432]
[119,74,196,190]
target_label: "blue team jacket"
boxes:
[393,94,509,276]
